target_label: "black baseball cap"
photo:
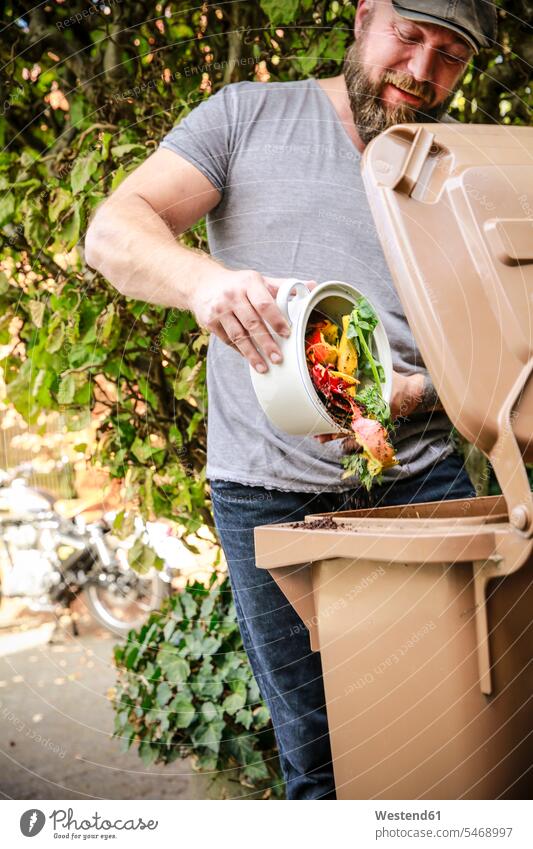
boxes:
[391,1,498,53]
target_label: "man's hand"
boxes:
[189,269,317,374]
[388,370,424,419]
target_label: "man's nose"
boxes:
[406,45,437,87]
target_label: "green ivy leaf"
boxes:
[156,644,191,683]
[130,437,160,464]
[235,708,253,729]
[34,369,53,407]
[100,132,112,161]
[200,635,221,656]
[200,701,218,723]
[169,694,195,728]
[139,741,159,767]
[67,342,106,369]
[117,722,136,752]
[321,27,348,64]
[181,591,197,620]
[70,152,100,194]
[99,303,116,340]
[253,705,271,729]
[59,203,81,251]
[4,360,39,422]
[47,321,65,353]
[125,645,139,669]
[227,732,259,766]
[163,619,176,642]
[192,720,224,754]
[57,373,76,404]
[28,299,45,328]
[248,679,261,705]
[229,677,248,696]
[242,758,269,783]
[156,681,173,706]
[222,691,246,716]
[128,537,164,575]
[0,192,14,226]
[194,751,218,772]
[294,54,319,75]
[48,187,72,223]
[260,0,299,23]
[24,207,48,249]
[111,165,127,191]
[63,407,91,431]
[0,315,11,344]
[111,143,146,158]
[73,376,90,405]
[191,675,224,700]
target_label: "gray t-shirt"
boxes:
[159,78,454,493]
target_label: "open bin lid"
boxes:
[361,123,533,536]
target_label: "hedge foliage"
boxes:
[112,574,284,798]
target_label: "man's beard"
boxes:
[342,39,458,146]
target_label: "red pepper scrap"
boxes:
[309,363,352,414]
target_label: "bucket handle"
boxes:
[276,279,312,325]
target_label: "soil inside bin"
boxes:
[289,516,350,530]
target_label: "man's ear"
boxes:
[354,0,374,39]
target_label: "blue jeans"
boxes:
[209,451,476,800]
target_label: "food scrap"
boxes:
[305,297,398,490]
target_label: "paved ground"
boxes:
[0,602,217,800]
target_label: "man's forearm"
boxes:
[403,371,443,416]
[415,372,443,413]
[391,370,443,421]
[84,194,223,309]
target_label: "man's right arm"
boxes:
[84,148,311,372]
[84,148,224,309]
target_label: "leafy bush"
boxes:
[0,1,529,540]
[111,573,284,799]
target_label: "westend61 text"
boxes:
[375,809,441,820]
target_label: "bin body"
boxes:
[313,552,532,799]
[254,496,533,799]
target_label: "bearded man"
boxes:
[86,0,497,800]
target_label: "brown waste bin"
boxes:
[254,123,533,800]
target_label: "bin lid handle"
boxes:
[489,357,533,538]
[389,126,435,196]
